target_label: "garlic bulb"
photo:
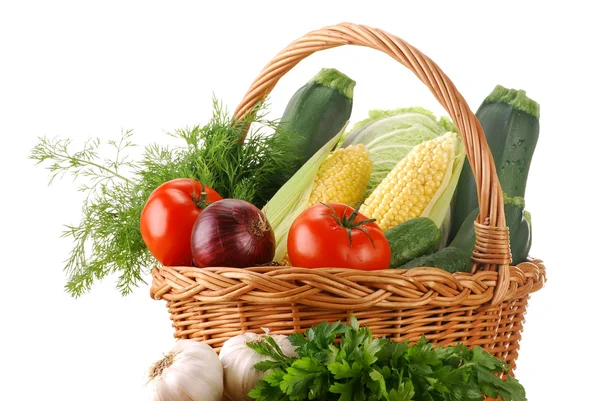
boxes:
[146,339,223,401]
[219,331,298,401]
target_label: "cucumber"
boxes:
[449,85,539,242]
[268,68,355,195]
[449,195,531,265]
[385,217,440,268]
[398,246,472,273]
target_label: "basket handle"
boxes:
[233,22,511,305]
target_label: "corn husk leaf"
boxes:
[422,132,466,228]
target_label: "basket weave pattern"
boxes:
[151,260,544,372]
[150,22,546,376]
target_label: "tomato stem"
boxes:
[321,203,377,248]
[192,181,213,209]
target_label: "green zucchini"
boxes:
[449,85,539,242]
[449,194,531,265]
[398,246,472,273]
[268,68,355,196]
[385,217,440,268]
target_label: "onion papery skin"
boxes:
[191,199,276,267]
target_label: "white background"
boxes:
[1,1,597,400]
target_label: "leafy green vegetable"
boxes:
[30,99,300,296]
[249,316,527,401]
[137,100,301,208]
[341,107,457,197]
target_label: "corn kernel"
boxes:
[308,144,373,207]
[359,132,458,231]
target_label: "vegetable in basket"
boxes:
[139,178,223,266]
[191,199,276,268]
[247,315,527,401]
[450,194,532,265]
[385,217,440,268]
[360,131,466,232]
[29,100,300,296]
[341,107,457,197]
[145,340,223,401]
[286,202,391,270]
[261,127,349,263]
[398,246,472,273]
[267,68,356,199]
[449,85,540,243]
[307,143,372,207]
[268,143,374,265]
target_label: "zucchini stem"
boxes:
[484,85,540,117]
[310,68,356,100]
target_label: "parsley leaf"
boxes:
[498,375,527,401]
[387,381,415,401]
[248,368,290,401]
[281,357,330,400]
[247,336,296,372]
[290,320,347,362]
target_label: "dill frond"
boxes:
[30,99,300,296]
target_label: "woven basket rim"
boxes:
[150,258,545,308]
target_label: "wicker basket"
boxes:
[150,22,546,377]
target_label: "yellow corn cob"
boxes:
[359,131,458,231]
[308,144,373,207]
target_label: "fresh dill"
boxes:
[30,99,300,297]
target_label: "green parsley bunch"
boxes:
[247,316,526,401]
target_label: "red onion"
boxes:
[190,199,276,268]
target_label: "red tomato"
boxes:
[287,203,391,270]
[140,178,222,266]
